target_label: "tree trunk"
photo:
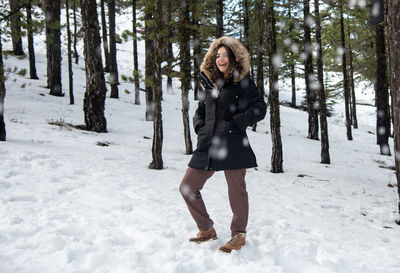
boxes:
[256,0,264,96]
[166,0,174,95]
[314,0,330,164]
[145,4,154,121]
[348,26,358,129]
[387,0,400,220]
[243,0,249,51]
[180,0,193,155]
[339,0,352,140]
[303,0,318,140]
[26,0,39,80]
[132,0,140,105]
[0,27,6,141]
[149,0,164,170]
[289,5,296,108]
[101,0,110,72]
[73,0,79,64]
[243,0,254,83]
[108,0,119,98]
[45,0,62,96]
[252,0,264,132]
[216,0,223,38]
[266,0,283,173]
[81,0,107,133]
[192,0,201,100]
[66,0,74,105]
[375,23,391,156]
[9,0,24,56]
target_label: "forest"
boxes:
[0,0,399,202]
[3,0,397,211]
[0,0,400,270]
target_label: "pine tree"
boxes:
[66,0,74,105]
[109,0,119,98]
[266,0,283,173]
[144,2,154,121]
[0,26,6,141]
[26,0,39,80]
[314,0,330,164]
[375,22,391,156]
[339,0,352,140]
[191,0,201,100]
[216,0,224,38]
[347,22,358,128]
[101,0,110,72]
[252,0,264,132]
[44,0,63,97]
[288,5,296,108]
[73,0,79,64]
[387,0,400,220]
[255,0,264,96]
[165,0,175,94]
[242,0,249,51]
[179,0,193,155]
[132,0,140,105]
[303,0,318,140]
[81,0,107,132]
[9,0,24,55]
[149,0,164,169]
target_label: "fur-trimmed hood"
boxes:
[200,36,250,84]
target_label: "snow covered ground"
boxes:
[1,11,400,273]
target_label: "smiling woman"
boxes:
[179,36,267,253]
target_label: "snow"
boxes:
[1,9,400,273]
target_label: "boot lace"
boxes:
[227,234,241,245]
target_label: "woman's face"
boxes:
[216,46,230,74]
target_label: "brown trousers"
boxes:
[179,167,248,236]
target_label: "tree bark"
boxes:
[375,23,391,155]
[288,5,296,108]
[73,0,79,64]
[44,0,62,96]
[0,27,6,141]
[216,0,223,38]
[145,4,154,121]
[66,0,74,105]
[9,0,24,56]
[192,0,201,100]
[243,0,249,51]
[166,0,174,95]
[339,0,352,140]
[266,0,283,173]
[387,0,400,220]
[180,0,193,155]
[26,0,39,80]
[149,0,164,170]
[303,0,319,140]
[314,0,330,164]
[101,0,110,72]
[132,0,140,105]
[256,0,264,96]
[252,0,264,132]
[108,0,119,98]
[81,0,107,132]
[348,25,358,129]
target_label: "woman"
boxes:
[179,36,266,253]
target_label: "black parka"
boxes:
[188,37,266,171]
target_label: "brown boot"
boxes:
[189,227,217,243]
[219,233,246,253]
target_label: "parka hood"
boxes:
[200,36,250,84]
